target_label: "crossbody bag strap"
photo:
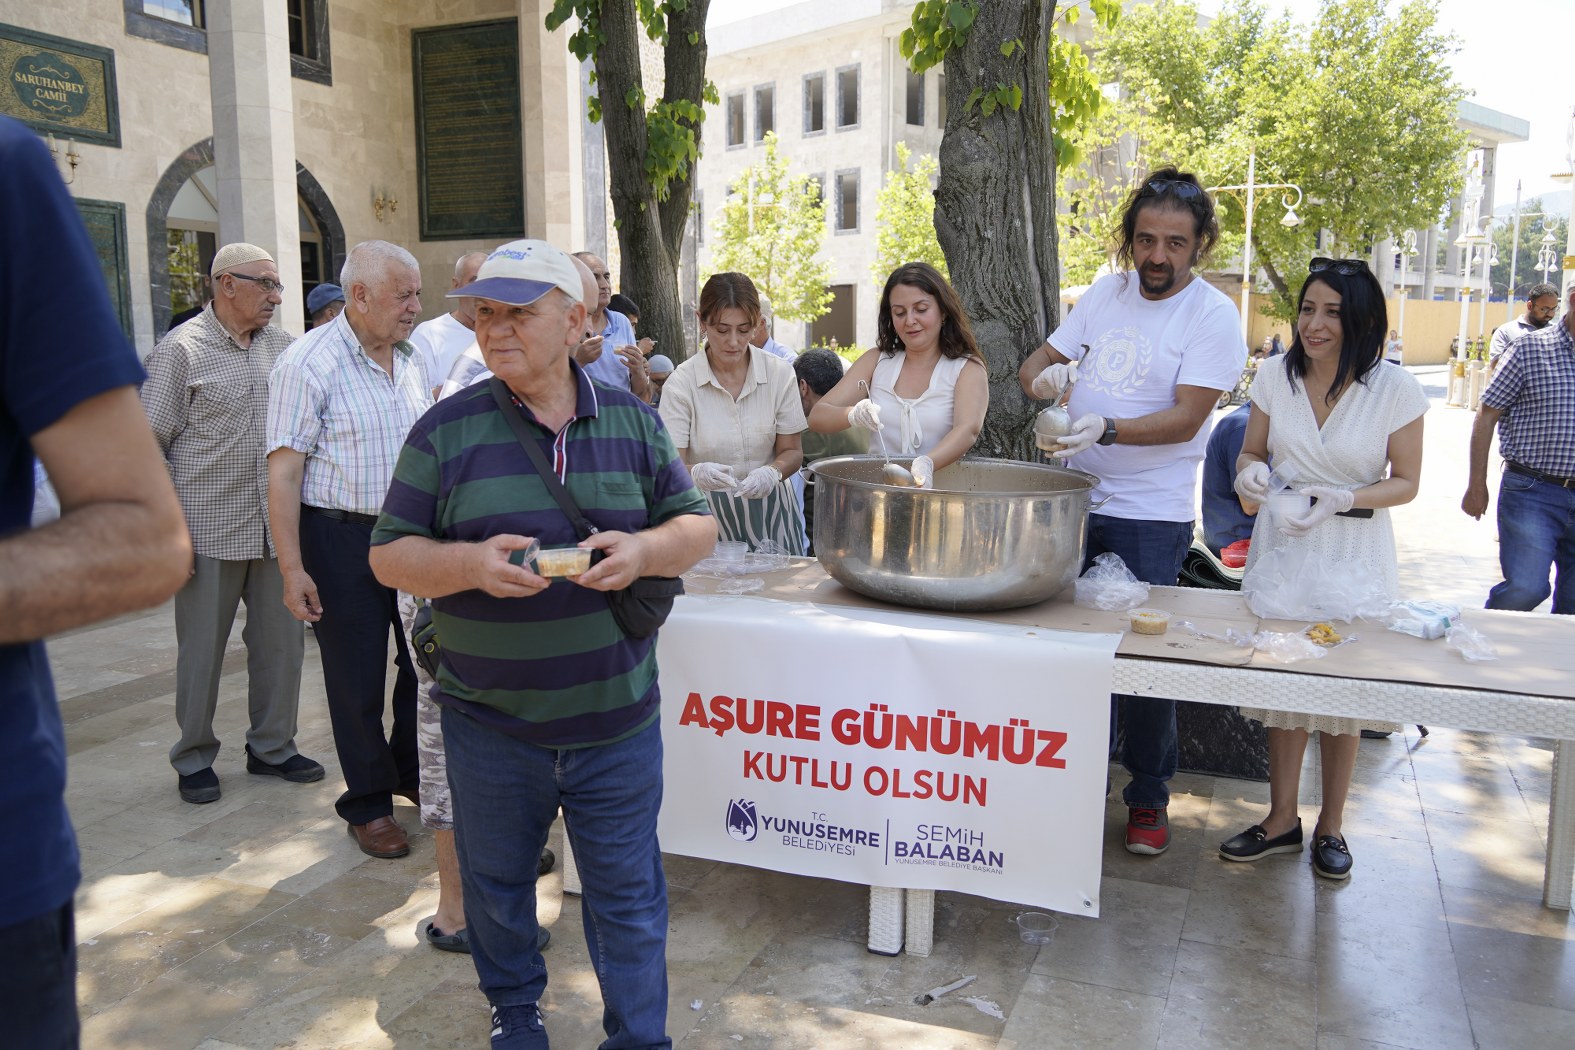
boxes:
[488,377,599,541]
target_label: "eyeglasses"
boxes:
[1308,257,1369,276]
[1139,178,1206,201]
[226,273,286,295]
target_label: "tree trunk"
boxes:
[935,1,1059,462]
[591,0,709,364]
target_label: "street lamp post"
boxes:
[1207,150,1304,344]
[1396,229,1418,342]
[1538,231,1561,285]
[1477,242,1497,341]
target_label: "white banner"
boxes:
[656,595,1119,917]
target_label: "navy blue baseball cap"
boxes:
[306,283,344,315]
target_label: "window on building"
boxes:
[726,92,745,148]
[754,84,775,142]
[905,69,924,127]
[803,73,826,135]
[836,66,859,129]
[835,170,859,232]
[938,74,947,127]
[143,0,203,26]
[287,0,314,57]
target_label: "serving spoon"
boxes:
[858,379,917,486]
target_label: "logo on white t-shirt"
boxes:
[1083,325,1152,400]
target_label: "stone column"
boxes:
[519,0,582,248]
[208,1,303,334]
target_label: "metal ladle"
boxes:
[1033,345,1094,453]
[858,380,917,486]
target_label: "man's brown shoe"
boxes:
[349,815,410,859]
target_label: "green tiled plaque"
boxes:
[1,23,120,147]
[74,198,133,342]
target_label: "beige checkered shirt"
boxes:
[140,307,295,560]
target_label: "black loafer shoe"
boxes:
[1220,819,1304,861]
[1311,833,1353,880]
[538,848,556,877]
[245,745,325,783]
[178,767,221,804]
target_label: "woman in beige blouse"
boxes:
[658,272,806,553]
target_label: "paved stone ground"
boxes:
[59,368,1574,1048]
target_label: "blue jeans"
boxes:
[443,707,670,1050]
[1085,514,1194,809]
[1488,470,1575,614]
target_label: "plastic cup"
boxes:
[1129,609,1171,636]
[1015,911,1059,945]
[714,540,748,563]
[1266,491,1311,521]
[534,546,592,577]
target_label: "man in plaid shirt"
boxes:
[1463,282,1575,613]
[141,243,323,804]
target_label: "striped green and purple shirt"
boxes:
[371,365,709,748]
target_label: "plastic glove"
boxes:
[847,399,884,432]
[733,464,783,499]
[1051,414,1105,459]
[1234,461,1273,504]
[1279,486,1355,538]
[689,462,737,492]
[910,455,935,489]
[1030,360,1079,401]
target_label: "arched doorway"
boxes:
[145,139,345,337]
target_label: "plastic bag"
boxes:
[1382,600,1460,640]
[1445,623,1499,662]
[1241,546,1391,623]
[1249,630,1329,664]
[1073,553,1151,611]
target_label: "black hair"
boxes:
[1285,263,1388,403]
[875,262,982,362]
[1115,166,1219,272]
[793,348,845,395]
[608,293,640,319]
[1527,282,1559,302]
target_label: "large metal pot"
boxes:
[808,456,1099,612]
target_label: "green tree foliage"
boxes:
[708,133,833,326]
[870,143,947,288]
[1488,201,1569,301]
[1067,0,1467,319]
[546,0,714,361]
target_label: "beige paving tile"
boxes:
[1032,875,1189,999]
[1157,939,1317,1050]
[80,973,257,1050]
[1180,846,1318,961]
[1423,809,1548,901]
[1439,882,1575,941]
[1313,832,1447,930]
[1449,919,1575,1011]
[218,816,387,897]
[1314,914,1472,1049]
[1464,994,1575,1049]
[1316,1038,1426,1050]
[998,973,1166,1050]
[163,917,363,1001]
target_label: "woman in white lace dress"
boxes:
[1219,258,1427,880]
[806,263,988,488]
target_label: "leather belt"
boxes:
[302,504,380,527]
[1506,462,1575,489]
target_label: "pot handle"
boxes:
[1089,494,1113,511]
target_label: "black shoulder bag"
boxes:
[488,378,684,638]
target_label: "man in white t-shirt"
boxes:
[1018,166,1244,858]
[409,251,487,397]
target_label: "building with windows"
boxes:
[4,2,590,354]
[697,0,944,353]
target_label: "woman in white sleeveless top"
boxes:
[807,262,988,488]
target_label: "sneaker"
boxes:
[1219,819,1303,862]
[245,745,325,783]
[1311,833,1353,880]
[178,767,221,804]
[489,1002,547,1049]
[1125,807,1169,855]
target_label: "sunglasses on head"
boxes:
[1139,178,1206,201]
[1309,257,1369,276]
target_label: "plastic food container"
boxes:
[1266,491,1311,521]
[1129,609,1171,636]
[1015,911,1059,945]
[714,540,748,563]
[534,546,592,577]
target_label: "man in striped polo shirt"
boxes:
[1463,281,1575,614]
[369,240,714,1050]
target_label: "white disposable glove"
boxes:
[1030,360,1079,401]
[847,399,884,432]
[910,455,935,489]
[1051,414,1105,459]
[1233,461,1273,504]
[689,462,737,492]
[733,464,783,499]
[1279,486,1354,538]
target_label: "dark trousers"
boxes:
[0,902,78,1048]
[300,510,418,825]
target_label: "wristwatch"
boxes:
[1097,417,1118,446]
